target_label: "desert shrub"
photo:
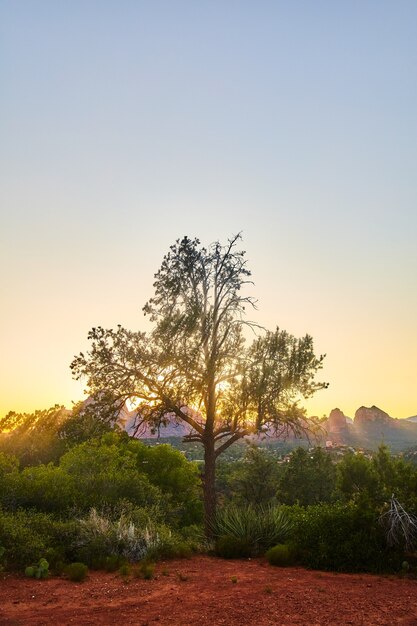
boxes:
[0,509,78,570]
[0,453,20,509]
[215,535,252,559]
[135,561,155,579]
[126,439,203,526]
[65,562,89,582]
[74,508,170,566]
[177,524,204,554]
[266,544,295,567]
[119,563,131,577]
[105,555,126,572]
[211,504,292,555]
[15,465,76,513]
[53,435,203,525]
[0,435,203,526]
[289,503,404,573]
[25,558,49,579]
[1,514,47,570]
[59,439,163,512]
[147,535,193,560]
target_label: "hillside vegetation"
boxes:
[1,406,417,576]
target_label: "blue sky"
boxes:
[1,1,416,417]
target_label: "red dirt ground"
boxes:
[0,556,416,626]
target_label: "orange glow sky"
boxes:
[1,3,416,420]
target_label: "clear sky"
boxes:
[1,1,416,419]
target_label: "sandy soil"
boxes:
[0,556,416,626]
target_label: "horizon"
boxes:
[1,2,416,420]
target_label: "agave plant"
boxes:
[211,504,292,554]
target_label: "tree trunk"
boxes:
[203,438,217,537]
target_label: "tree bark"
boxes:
[203,438,217,537]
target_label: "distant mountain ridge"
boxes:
[120,402,417,450]
[324,405,417,451]
[77,396,417,452]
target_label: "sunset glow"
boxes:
[1,2,416,420]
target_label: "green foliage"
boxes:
[71,236,327,529]
[336,453,380,504]
[334,446,417,510]
[217,446,282,507]
[65,562,89,582]
[289,503,404,572]
[0,452,20,510]
[266,544,294,567]
[24,558,49,579]
[279,447,336,506]
[16,464,76,513]
[215,536,251,559]
[0,509,77,571]
[59,436,163,512]
[136,561,155,579]
[372,445,417,509]
[104,555,126,572]
[51,435,202,524]
[2,435,201,523]
[58,400,113,445]
[0,406,68,466]
[126,439,203,526]
[119,563,131,577]
[74,507,193,566]
[24,565,35,577]
[212,504,292,555]
[149,538,193,560]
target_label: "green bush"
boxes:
[266,544,294,567]
[146,530,194,561]
[289,503,404,573]
[211,504,292,555]
[215,535,251,559]
[0,509,78,571]
[135,561,155,579]
[119,563,131,577]
[104,555,126,572]
[56,435,202,525]
[75,508,157,565]
[65,562,88,582]
[25,558,49,579]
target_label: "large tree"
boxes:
[71,234,327,529]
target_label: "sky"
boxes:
[1,1,416,420]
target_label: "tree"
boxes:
[71,234,327,531]
[279,446,336,505]
[0,406,69,466]
[223,446,280,506]
[336,453,381,504]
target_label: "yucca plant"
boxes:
[211,504,292,555]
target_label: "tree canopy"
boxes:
[71,234,328,526]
